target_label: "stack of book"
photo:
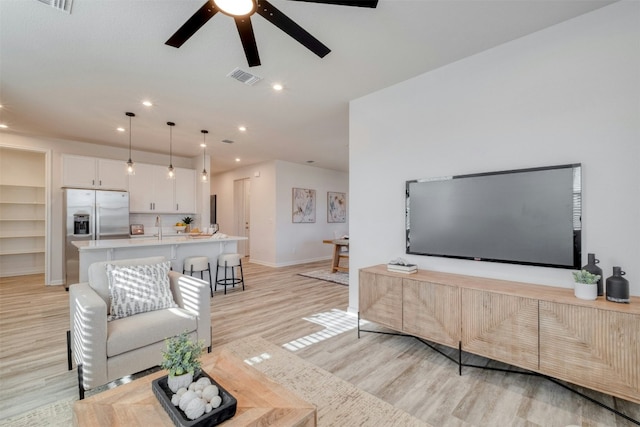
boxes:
[387,262,418,274]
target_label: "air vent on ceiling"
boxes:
[221,139,234,144]
[227,68,262,86]
[36,0,73,13]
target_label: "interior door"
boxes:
[233,178,250,257]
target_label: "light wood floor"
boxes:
[1,261,639,426]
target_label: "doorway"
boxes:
[233,178,250,257]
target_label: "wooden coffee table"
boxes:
[73,347,316,426]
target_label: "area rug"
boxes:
[299,269,349,286]
[2,335,428,427]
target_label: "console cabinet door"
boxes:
[359,270,402,330]
[539,301,640,403]
[461,289,538,371]
[403,279,460,347]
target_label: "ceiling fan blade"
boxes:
[286,0,378,8]
[166,1,219,48]
[234,18,261,67]
[257,0,331,59]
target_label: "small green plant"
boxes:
[182,216,193,225]
[161,332,205,377]
[572,269,600,284]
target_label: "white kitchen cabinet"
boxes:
[174,167,196,214]
[128,163,195,213]
[62,155,128,190]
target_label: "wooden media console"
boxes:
[358,265,640,408]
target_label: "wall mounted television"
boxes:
[406,164,582,269]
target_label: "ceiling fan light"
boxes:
[213,0,255,16]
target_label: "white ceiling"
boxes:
[0,0,613,173]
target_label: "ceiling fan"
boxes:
[165,0,378,67]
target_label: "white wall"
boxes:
[349,1,640,311]
[212,160,349,267]
[0,132,200,285]
[275,160,349,266]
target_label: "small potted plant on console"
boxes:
[572,269,600,300]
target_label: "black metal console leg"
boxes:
[77,364,85,400]
[458,341,462,376]
[357,312,360,339]
[66,330,72,371]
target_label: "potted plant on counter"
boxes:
[161,331,205,393]
[182,216,193,233]
[572,270,600,300]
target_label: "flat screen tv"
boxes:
[406,164,582,269]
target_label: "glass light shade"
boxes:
[213,0,255,16]
[167,165,175,180]
[201,169,209,183]
[126,159,135,175]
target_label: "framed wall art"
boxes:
[327,192,347,223]
[292,188,316,223]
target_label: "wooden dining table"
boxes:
[322,238,349,273]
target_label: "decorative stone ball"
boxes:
[176,387,188,397]
[210,395,222,409]
[188,382,197,392]
[205,403,213,413]
[179,390,198,412]
[202,385,219,402]
[184,397,206,420]
[171,394,180,406]
[196,377,212,387]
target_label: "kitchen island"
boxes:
[71,235,247,283]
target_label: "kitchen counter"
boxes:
[71,235,247,283]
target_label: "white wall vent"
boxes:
[35,0,73,13]
[227,68,262,86]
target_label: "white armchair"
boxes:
[67,256,211,399]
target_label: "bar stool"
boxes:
[215,253,244,295]
[183,256,213,297]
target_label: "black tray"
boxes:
[152,372,237,427]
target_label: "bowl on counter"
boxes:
[173,225,187,233]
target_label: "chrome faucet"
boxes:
[155,215,162,240]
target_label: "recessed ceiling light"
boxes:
[238,126,247,132]
[116,127,125,132]
[0,124,8,129]
[272,83,283,91]
[200,143,206,148]
[142,100,153,107]
[235,158,241,162]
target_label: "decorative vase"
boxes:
[167,372,193,393]
[582,253,603,296]
[574,282,597,300]
[606,266,630,303]
[185,224,191,233]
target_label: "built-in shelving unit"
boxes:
[0,147,46,277]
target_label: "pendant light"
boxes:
[167,121,176,180]
[125,112,136,175]
[200,130,209,183]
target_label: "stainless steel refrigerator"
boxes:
[64,188,129,285]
